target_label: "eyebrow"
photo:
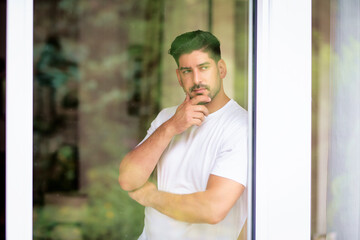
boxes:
[198,62,211,67]
[179,66,191,71]
[179,62,211,70]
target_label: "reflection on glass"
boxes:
[312,0,360,239]
[33,1,249,239]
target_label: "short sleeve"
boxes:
[211,120,248,186]
[137,106,177,147]
[137,118,158,146]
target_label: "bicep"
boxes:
[205,174,245,216]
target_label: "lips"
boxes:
[193,88,207,93]
[192,88,207,96]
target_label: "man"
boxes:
[118,30,248,239]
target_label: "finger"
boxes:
[193,105,209,116]
[128,191,135,199]
[190,95,211,105]
[185,93,191,102]
[192,118,203,127]
[192,112,206,122]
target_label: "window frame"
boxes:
[5,0,312,239]
[253,0,312,239]
[6,0,34,239]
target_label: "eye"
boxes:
[182,69,191,74]
[200,66,209,70]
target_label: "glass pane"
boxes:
[312,0,360,239]
[33,0,249,239]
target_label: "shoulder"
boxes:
[218,100,248,147]
[157,105,177,120]
[151,105,178,128]
[223,100,248,127]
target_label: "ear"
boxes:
[176,68,183,87]
[217,59,227,79]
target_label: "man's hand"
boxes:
[128,181,157,207]
[119,94,210,192]
[119,94,208,192]
[167,94,211,135]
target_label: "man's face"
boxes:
[176,50,225,103]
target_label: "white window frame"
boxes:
[5,0,311,239]
[6,0,34,239]
[253,0,312,239]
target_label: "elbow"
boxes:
[118,157,149,191]
[118,174,136,192]
[118,160,137,191]
[207,214,225,225]
[206,207,227,225]
[118,172,145,192]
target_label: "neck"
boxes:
[206,88,230,114]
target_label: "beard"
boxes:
[189,84,210,95]
[180,71,222,105]
[184,75,221,100]
[188,81,221,105]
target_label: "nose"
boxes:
[193,69,201,85]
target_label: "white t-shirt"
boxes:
[138,99,248,240]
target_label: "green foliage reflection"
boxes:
[34,166,144,240]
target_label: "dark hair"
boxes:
[168,30,221,66]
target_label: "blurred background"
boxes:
[32,0,249,239]
[21,0,359,239]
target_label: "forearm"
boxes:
[129,176,244,224]
[148,190,221,224]
[120,95,210,191]
[118,120,175,191]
